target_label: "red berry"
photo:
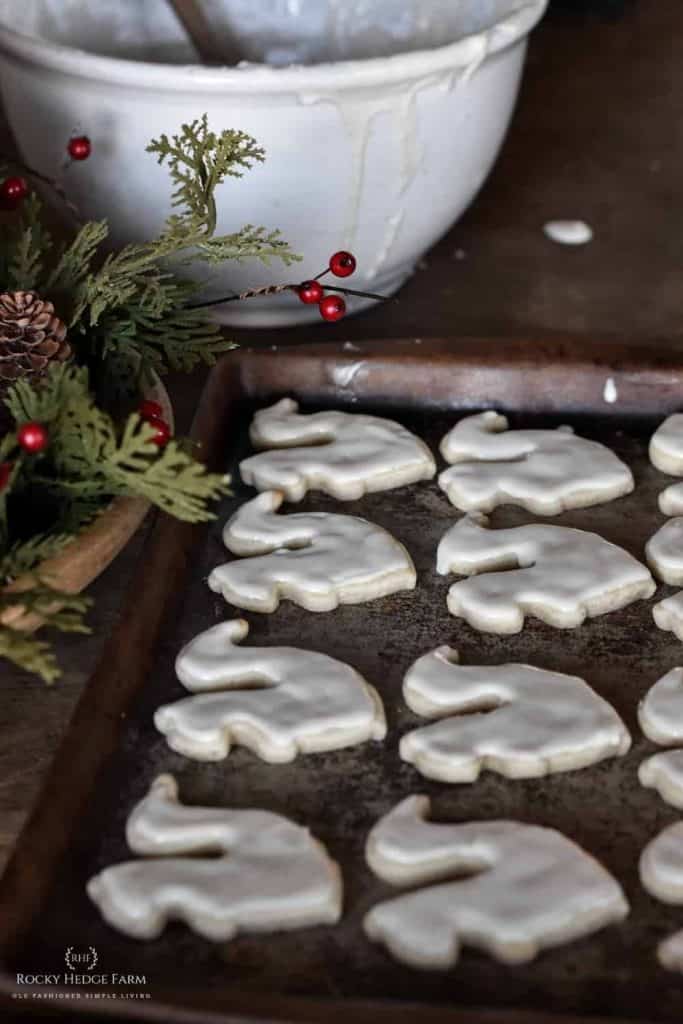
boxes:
[319,294,346,322]
[0,176,28,208]
[329,251,356,278]
[0,462,12,490]
[297,280,324,305]
[67,135,91,161]
[147,416,172,448]
[17,422,48,453]
[138,399,164,421]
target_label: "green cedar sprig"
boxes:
[0,364,231,681]
[0,610,88,684]
[5,363,230,521]
[0,115,294,683]
[1,117,298,382]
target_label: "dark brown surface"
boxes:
[1,338,683,1024]
[2,6,683,1021]
[5,1,683,873]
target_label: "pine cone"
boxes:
[0,290,71,394]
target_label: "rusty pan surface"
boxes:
[1,337,682,1024]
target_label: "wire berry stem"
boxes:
[0,153,84,224]
[187,250,393,322]
[0,133,91,223]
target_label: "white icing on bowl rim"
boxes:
[0,1,548,93]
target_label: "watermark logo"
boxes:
[12,946,150,1004]
[65,946,98,972]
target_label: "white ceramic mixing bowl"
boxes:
[0,0,548,326]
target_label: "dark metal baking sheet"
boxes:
[2,337,683,1024]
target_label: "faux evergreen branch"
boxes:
[1,532,74,580]
[0,581,92,683]
[106,419,229,520]
[5,362,88,425]
[2,116,298,380]
[98,290,235,375]
[6,194,52,291]
[73,239,170,328]
[147,115,265,235]
[147,117,300,268]
[0,579,91,628]
[47,219,109,304]
[0,114,305,683]
[0,360,230,681]
[0,625,63,683]
[0,433,22,545]
[190,223,296,266]
[66,118,298,349]
[6,364,231,522]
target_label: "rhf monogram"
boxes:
[64,946,98,972]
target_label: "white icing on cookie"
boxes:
[86,775,342,941]
[654,591,683,641]
[658,930,683,973]
[438,412,633,515]
[399,646,630,782]
[363,795,628,969]
[640,822,683,972]
[543,220,593,246]
[640,821,683,904]
[649,416,683,514]
[638,668,683,745]
[639,751,683,810]
[240,398,435,502]
[659,483,683,517]
[154,619,386,762]
[603,378,618,404]
[646,519,683,584]
[208,491,416,613]
[650,415,683,475]
[436,513,655,634]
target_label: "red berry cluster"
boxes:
[17,421,49,453]
[296,251,357,322]
[67,135,91,162]
[0,402,171,495]
[1,135,91,212]
[0,175,29,210]
[138,399,172,447]
[0,422,50,492]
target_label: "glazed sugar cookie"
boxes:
[436,513,655,634]
[646,519,683,584]
[638,668,683,745]
[399,646,630,782]
[363,795,628,969]
[640,822,683,904]
[658,930,683,973]
[659,484,683,517]
[438,411,633,515]
[649,415,683,514]
[240,398,435,502]
[87,775,342,941]
[654,592,683,641]
[640,823,683,973]
[650,415,683,474]
[208,491,416,612]
[639,751,683,810]
[154,619,386,761]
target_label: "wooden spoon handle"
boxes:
[166,0,242,66]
